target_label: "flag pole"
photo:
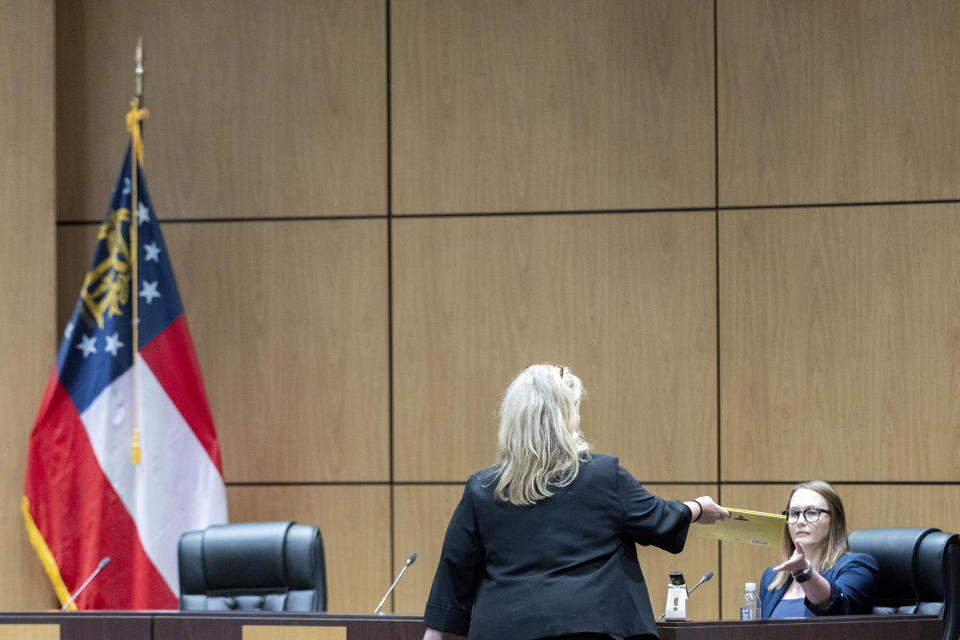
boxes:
[135,36,144,110]
[128,36,147,465]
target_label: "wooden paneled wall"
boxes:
[4,0,959,620]
[0,0,58,612]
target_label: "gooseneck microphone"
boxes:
[373,553,417,614]
[687,571,714,595]
[659,571,713,621]
[61,557,110,610]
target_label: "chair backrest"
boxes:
[178,521,327,612]
[848,527,960,640]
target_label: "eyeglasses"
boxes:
[781,507,830,524]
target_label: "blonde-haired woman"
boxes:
[759,481,878,618]
[423,364,729,640]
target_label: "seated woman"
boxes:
[760,480,878,619]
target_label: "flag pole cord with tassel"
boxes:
[127,36,147,465]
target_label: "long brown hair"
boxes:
[768,480,850,591]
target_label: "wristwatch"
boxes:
[791,568,813,584]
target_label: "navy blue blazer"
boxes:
[759,551,879,618]
[423,454,693,640]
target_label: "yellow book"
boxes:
[695,508,786,547]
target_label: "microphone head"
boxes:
[702,571,713,581]
[407,552,417,565]
[99,557,111,569]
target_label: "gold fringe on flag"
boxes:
[21,496,77,610]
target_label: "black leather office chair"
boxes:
[178,521,327,612]
[848,527,959,640]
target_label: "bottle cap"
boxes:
[745,582,756,590]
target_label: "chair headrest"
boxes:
[915,530,959,602]
[848,527,951,603]
[178,520,327,612]
[201,521,295,591]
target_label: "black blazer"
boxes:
[424,454,693,640]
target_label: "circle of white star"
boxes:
[139,281,161,304]
[136,202,151,225]
[76,334,98,358]
[144,242,161,262]
[104,332,125,357]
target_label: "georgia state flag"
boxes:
[23,142,227,609]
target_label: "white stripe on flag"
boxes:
[80,355,228,595]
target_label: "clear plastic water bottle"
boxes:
[739,582,759,620]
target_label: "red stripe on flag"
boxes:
[140,315,223,474]
[24,371,177,609]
